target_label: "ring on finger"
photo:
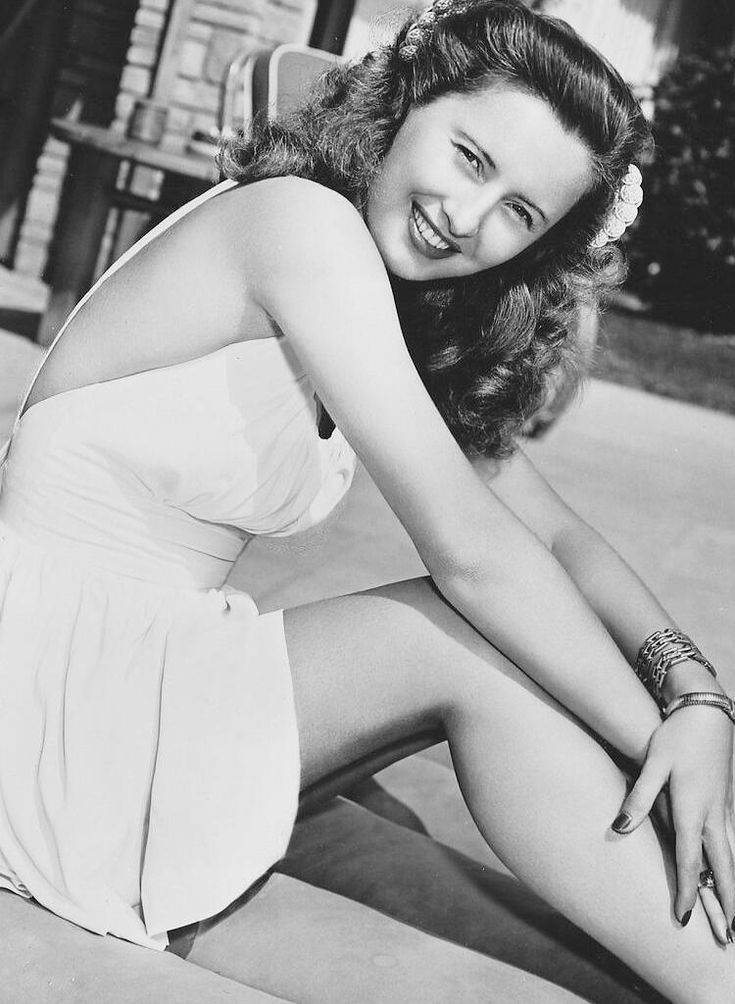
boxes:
[698,867,717,890]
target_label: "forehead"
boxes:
[414,85,595,217]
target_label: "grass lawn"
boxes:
[593,307,735,415]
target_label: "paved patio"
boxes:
[526,380,735,678]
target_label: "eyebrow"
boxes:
[461,132,549,223]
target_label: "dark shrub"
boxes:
[625,47,735,332]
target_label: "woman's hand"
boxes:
[612,706,735,943]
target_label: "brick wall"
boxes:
[116,0,316,145]
[15,0,316,280]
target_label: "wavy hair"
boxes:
[218,0,652,457]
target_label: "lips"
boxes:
[410,202,460,259]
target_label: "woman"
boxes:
[0,1,732,1001]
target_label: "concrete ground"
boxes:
[526,380,735,678]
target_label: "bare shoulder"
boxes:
[225,175,362,227]
[25,176,386,408]
[218,177,383,285]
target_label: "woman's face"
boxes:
[365,85,594,281]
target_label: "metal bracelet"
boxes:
[662,691,735,725]
[635,628,716,707]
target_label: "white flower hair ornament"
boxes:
[589,165,643,249]
[398,0,470,61]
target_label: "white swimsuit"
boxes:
[0,181,356,948]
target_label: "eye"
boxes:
[508,202,534,231]
[454,143,483,178]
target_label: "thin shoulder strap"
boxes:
[7,178,239,446]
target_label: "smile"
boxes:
[410,203,460,259]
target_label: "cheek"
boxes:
[366,164,404,224]
[364,189,391,245]
[475,223,541,271]
[476,222,519,265]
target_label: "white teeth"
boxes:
[413,207,452,251]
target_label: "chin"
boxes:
[388,262,429,282]
[386,248,453,282]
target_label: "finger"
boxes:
[698,880,730,945]
[651,789,674,846]
[705,829,735,937]
[611,754,669,834]
[674,825,702,926]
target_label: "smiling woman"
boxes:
[220,0,649,459]
[0,3,734,1004]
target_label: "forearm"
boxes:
[552,520,671,662]
[468,451,724,744]
[551,520,725,702]
[436,521,662,764]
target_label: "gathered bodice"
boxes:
[0,335,355,590]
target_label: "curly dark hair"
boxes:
[218,0,652,457]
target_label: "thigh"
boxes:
[283,576,577,792]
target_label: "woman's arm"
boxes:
[477,448,724,703]
[472,420,734,932]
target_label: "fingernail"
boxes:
[727,930,734,945]
[611,811,632,833]
[680,910,692,927]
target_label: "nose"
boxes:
[443,186,499,240]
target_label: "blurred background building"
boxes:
[345,0,728,89]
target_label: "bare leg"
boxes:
[287,578,735,1004]
[198,579,733,1004]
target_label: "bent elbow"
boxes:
[424,519,550,617]
[426,542,502,609]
